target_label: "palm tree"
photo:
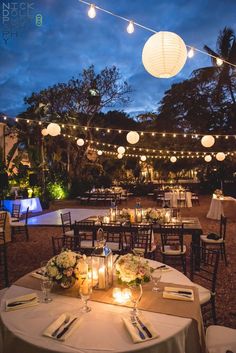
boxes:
[194,27,236,105]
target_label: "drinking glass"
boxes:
[151,269,162,292]
[41,278,53,303]
[128,284,143,316]
[79,280,92,313]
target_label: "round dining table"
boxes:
[0,260,202,353]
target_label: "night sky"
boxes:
[0,0,236,117]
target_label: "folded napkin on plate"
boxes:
[163,286,194,301]
[31,269,47,280]
[123,314,159,343]
[6,293,39,311]
[43,313,81,341]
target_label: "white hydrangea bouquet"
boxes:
[46,250,82,288]
[115,253,152,285]
[145,208,165,222]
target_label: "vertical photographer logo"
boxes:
[1,2,42,44]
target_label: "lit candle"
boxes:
[98,266,106,289]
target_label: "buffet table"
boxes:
[207,194,236,221]
[0,260,203,353]
[3,198,42,214]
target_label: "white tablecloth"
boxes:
[0,261,201,353]
[207,194,236,220]
[164,192,192,208]
[3,198,42,214]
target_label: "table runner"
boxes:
[14,274,205,352]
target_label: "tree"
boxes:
[193,27,236,105]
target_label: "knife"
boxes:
[136,317,152,338]
[154,265,167,270]
[56,317,77,339]
[166,290,192,295]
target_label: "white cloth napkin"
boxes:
[31,269,47,280]
[5,293,39,311]
[163,286,194,301]
[123,314,159,343]
[43,313,81,341]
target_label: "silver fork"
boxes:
[51,315,70,337]
[130,316,145,340]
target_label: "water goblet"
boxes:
[128,283,143,317]
[41,278,53,303]
[151,269,162,292]
[79,280,92,313]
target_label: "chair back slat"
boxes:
[52,235,78,255]
[11,204,21,219]
[160,224,184,253]
[219,215,227,240]
[61,212,72,233]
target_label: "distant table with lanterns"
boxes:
[207,194,236,220]
[81,188,126,205]
[0,259,203,353]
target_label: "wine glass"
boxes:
[79,280,92,313]
[41,278,53,303]
[128,283,143,317]
[151,269,162,292]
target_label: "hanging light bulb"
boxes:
[216,57,223,66]
[117,146,125,154]
[97,150,103,156]
[126,131,140,144]
[88,4,96,19]
[188,47,194,58]
[204,155,212,162]
[41,128,48,136]
[77,138,85,146]
[170,156,177,163]
[201,135,215,148]
[127,20,134,34]
[117,153,123,159]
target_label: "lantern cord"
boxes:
[77,0,236,69]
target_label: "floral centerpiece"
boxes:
[46,250,82,288]
[119,208,131,220]
[214,189,223,198]
[145,208,165,223]
[115,253,152,285]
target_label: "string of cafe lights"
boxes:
[77,0,236,69]
[3,115,236,140]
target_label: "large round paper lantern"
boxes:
[117,146,125,155]
[97,150,103,156]
[216,152,225,161]
[117,153,123,159]
[142,31,187,78]
[126,131,140,145]
[47,123,61,136]
[77,138,85,146]
[41,128,48,136]
[204,155,212,162]
[201,135,215,148]
[140,155,146,162]
[170,156,177,163]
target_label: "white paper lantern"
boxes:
[117,153,123,159]
[41,128,48,136]
[170,156,177,163]
[140,155,146,162]
[117,146,125,155]
[47,123,61,136]
[142,31,187,78]
[216,152,226,161]
[77,138,85,146]
[126,131,140,145]
[204,155,212,162]
[97,150,103,156]
[201,135,215,148]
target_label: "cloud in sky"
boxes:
[0,0,235,116]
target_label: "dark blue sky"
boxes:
[0,0,236,117]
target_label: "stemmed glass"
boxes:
[128,283,143,317]
[79,279,92,313]
[151,269,162,292]
[41,278,53,303]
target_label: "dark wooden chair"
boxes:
[11,207,29,241]
[74,220,96,254]
[0,212,7,243]
[130,224,156,259]
[11,203,21,222]
[61,212,74,236]
[52,235,78,255]
[101,223,124,254]
[160,224,186,274]
[200,215,227,265]
[190,244,220,324]
[0,243,8,287]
